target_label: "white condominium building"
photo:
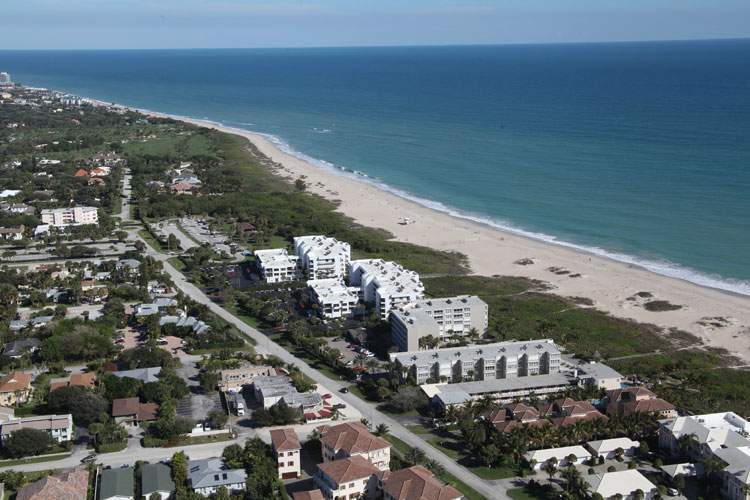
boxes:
[390,339,562,384]
[349,259,424,320]
[390,295,488,351]
[40,206,98,227]
[307,279,360,319]
[254,248,300,283]
[293,235,351,280]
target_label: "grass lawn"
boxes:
[168,256,186,271]
[138,229,164,252]
[0,451,71,467]
[424,431,516,480]
[166,432,235,447]
[405,424,431,435]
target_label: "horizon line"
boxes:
[0,36,748,52]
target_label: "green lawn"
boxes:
[123,133,214,157]
[168,256,186,271]
[138,229,164,252]
[0,451,71,467]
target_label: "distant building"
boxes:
[2,338,40,359]
[525,445,592,470]
[379,465,463,500]
[349,259,424,320]
[0,72,11,86]
[270,428,301,479]
[40,206,98,227]
[99,466,135,500]
[314,455,380,500]
[317,421,391,471]
[294,235,351,280]
[0,225,24,240]
[0,414,73,443]
[390,295,488,351]
[307,278,360,319]
[141,463,175,500]
[15,468,89,500]
[254,248,300,283]
[187,458,247,496]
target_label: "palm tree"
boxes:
[541,458,558,481]
[405,446,426,465]
[424,458,445,476]
[360,418,371,430]
[374,423,390,436]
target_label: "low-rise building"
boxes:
[252,375,323,414]
[349,259,424,320]
[0,371,33,406]
[254,248,300,283]
[187,458,247,496]
[111,397,158,426]
[307,278,360,319]
[40,206,98,227]
[0,414,73,443]
[141,463,175,500]
[99,466,135,500]
[586,437,640,460]
[390,295,488,351]
[659,412,750,459]
[379,465,463,500]
[575,361,624,391]
[484,403,550,433]
[585,469,658,500]
[15,468,89,500]
[49,372,96,392]
[538,398,608,427]
[218,364,276,392]
[2,338,40,359]
[0,225,24,240]
[270,428,301,479]
[111,367,162,384]
[294,235,351,280]
[292,490,325,500]
[318,421,391,471]
[314,455,380,500]
[713,446,750,500]
[606,386,677,418]
[524,445,592,470]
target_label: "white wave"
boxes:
[312,127,332,134]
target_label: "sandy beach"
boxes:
[141,110,750,364]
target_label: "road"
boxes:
[5,172,505,499]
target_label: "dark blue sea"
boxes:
[2,41,749,293]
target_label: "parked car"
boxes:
[339,387,349,394]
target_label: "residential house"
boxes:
[2,338,40,359]
[485,403,549,433]
[0,414,73,443]
[99,467,135,500]
[217,364,276,393]
[15,468,89,500]
[49,372,96,392]
[0,225,24,240]
[318,421,391,471]
[379,465,463,500]
[293,491,325,500]
[0,371,33,406]
[74,168,88,178]
[538,398,608,427]
[314,455,380,500]
[111,367,162,384]
[111,397,158,426]
[271,428,301,479]
[524,445,592,470]
[585,469,658,500]
[187,458,247,496]
[606,386,677,418]
[586,437,640,460]
[141,463,175,500]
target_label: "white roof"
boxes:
[659,463,703,478]
[307,278,359,303]
[587,437,639,454]
[294,235,350,260]
[662,412,750,451]
[587,470,657,498]
[255,248,298,268]
[525,445,591,463]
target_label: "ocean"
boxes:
[1,41,749,294]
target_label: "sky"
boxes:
[2,0,750,50]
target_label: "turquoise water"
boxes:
[1,41,749,293]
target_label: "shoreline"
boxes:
[102,102,750,363]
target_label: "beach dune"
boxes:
[150,112,750,365]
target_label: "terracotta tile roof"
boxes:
[293,490,325,500]
[380,465,462,500]
[49,372,97,392]
[73,168,88,177]
[495,418,550,433]
[317,455,379,486]
[16,468,88,500]
[318,421,390,455]
[606,386,674,416]
[270,428,301,452]
[0,371,32,393]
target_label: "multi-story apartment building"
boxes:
[317,421,391,471]
[390,295,488,351]
[0,414,74,443]
[348,259,424,320]
[270,428,301,479]
[294,235,351,280]
[254,248,300,283]
[40,206,98,227]
[390,339,562,385]
[307,279,360,319]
